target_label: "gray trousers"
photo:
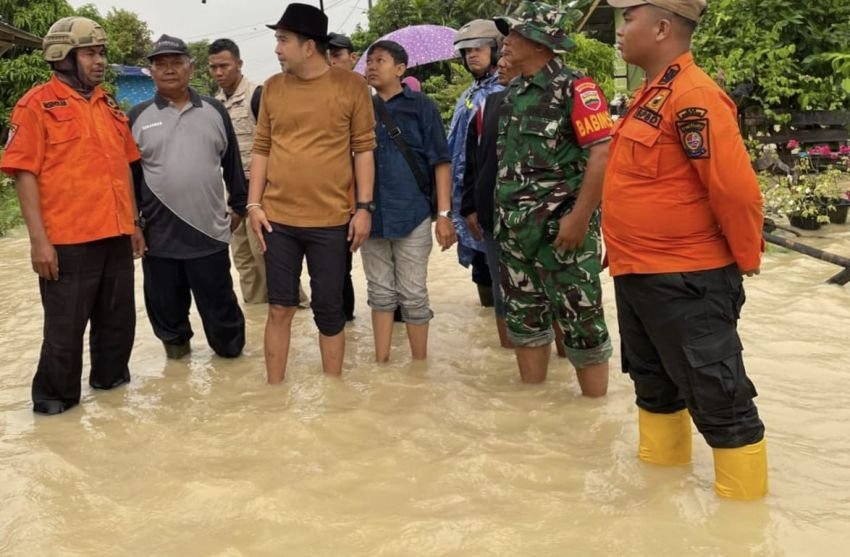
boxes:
[360,218,434,325]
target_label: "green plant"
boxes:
[759,156,850,224]
[693,0,850,119]
[0,170,23,236]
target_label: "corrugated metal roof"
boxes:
[0,20,43,50]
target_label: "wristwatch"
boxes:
[356,201,376,213]
[437,209,453,219]
[134,217,145,229]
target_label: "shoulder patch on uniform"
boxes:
[677,107,708,120]
[659,64,681,85]
[4,123,18,148]
[42,100,68,110]
[634,106,662,128]
[575,79,602,111]
[644,88,672,112]
[106,96,120,110]
[676,118,710,159]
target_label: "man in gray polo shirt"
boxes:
[129,34,247,360]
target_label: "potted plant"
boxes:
[758,155,849,230]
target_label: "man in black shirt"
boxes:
[461,54,520,348]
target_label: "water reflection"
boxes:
[1,225,849,554]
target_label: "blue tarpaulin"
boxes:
[111,64,154,108]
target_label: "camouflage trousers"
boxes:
[497,213,613,369]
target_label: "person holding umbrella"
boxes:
[446,19,505,309]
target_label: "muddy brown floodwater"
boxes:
[1,224,849,556]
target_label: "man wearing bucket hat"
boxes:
[248,3,376,382]
[446,19,505,309]
[602,0,767,500]
[0,17,144,414]
[493,2,615,394]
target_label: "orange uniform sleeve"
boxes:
[672,87,764,272]
[570,77,613,148]
[1,104,45,177]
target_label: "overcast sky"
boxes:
[68,0,370,82]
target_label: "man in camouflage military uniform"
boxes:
[494,2,615,394]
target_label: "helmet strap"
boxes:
[53,50,97,99]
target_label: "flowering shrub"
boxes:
[759,151,850,223]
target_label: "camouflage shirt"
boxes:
[495,57,612,240]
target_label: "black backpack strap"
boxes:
[251,85,263,122]
[372,94,430,195]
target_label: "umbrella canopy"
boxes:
[354,24,458,75]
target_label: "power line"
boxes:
[334,0,363,32]
[183,19,268,41]
[183,0,360,42]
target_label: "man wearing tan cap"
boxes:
[603,0,768,500]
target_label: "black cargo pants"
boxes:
[614,264,765,448]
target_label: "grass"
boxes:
[0,175,23,237]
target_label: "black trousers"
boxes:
[614,265,765,448]
[264,223,348,336]
[33,236,135,414]
[471,251,492,287]
[142,249,245,358]
[343,249,355,320]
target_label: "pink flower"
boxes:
[787,139,799,149]
[840,145,850,155]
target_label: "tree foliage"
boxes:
[102,8,154,67]
[0,0,74,37]
[352,0,614,123]
[187,40,216,96]
[0,1,156,123]
[693,0,850,118]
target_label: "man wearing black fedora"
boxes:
[247,3,377,383]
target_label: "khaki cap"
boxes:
[607,0,707,23]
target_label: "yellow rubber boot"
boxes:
[713,438,768,500]
[638,408,692,466]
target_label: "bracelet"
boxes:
[246,203,263,212]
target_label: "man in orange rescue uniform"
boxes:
[603,0,767,499]
[0,17,144,415]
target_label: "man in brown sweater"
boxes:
[248,4,376,382]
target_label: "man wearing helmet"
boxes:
[446,19,504,308]
[0,17,144,415]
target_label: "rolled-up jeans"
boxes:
[360,218,434,325]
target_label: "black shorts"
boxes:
[264,222,349,336]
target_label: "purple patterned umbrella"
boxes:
[354,24,458,74]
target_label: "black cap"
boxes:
[147,34,190,60]
[328,33,354,51]
[266,3,329,43]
